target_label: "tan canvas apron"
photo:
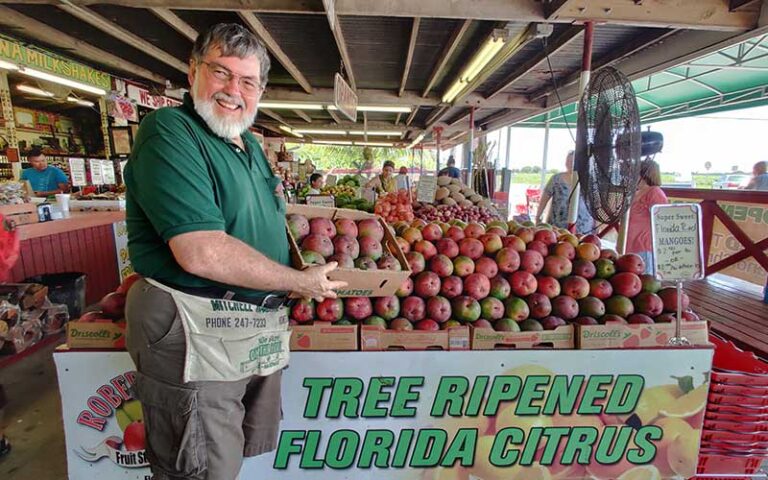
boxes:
[146,279,291,383]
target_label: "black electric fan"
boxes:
[575,67,642,225]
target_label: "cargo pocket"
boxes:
[133,372,207,477]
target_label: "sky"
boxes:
[464,104,768,176]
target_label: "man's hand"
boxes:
[293,262,348,301]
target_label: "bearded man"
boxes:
[124,23,345,480]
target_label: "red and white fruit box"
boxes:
[289,322,358,351]
[66,321,126,349]
[360,325,470,351]
[577,320,709,349]
[285,204,411,297]
[470,325,575,350]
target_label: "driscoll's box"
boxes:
[285,204,410,297]
[360,325,470,351]
[577,321,709,349]
[470,325,575,350]
[67,321,126,349]
[289,322,358,351]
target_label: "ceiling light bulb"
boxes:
[18,67,106,95]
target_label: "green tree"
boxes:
[287,143,437,173]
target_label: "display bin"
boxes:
[285,204,410,297]
[0,203,37,227]
[289,322,358,351]
[359,324,470,351]
[576,320,709,349]
[470,324,574,350]
[24,272,86,318]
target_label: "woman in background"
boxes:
[627,159,668,273]
[536,151,595,234]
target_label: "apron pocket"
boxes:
[216,329,291,379]
[133,372,207,477]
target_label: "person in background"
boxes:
[365,160,396,193]
[536,151,595,234]
[745,161,768,191]
[627,159,668,274]
[438,156,461,179]
[396,166,410,191]
[20,147,69,197]
[307,173,324,195]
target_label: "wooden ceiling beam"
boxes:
[399,17,420,97]
[327,109,342,124]
[150,7,198,41]
[238,11,313,94]
[260,108,290,125]
[262,87,440,106]
[322,0,356,91]
[422,19,471,97]
[57,3,188,72]
[293,109,312,122]
[5,0,761,30]
[485,25,583,100]
[0,6,167,84]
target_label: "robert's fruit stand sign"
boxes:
[55,349,713,480]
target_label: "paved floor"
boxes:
[0,341,67,479]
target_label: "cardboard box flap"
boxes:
[285,205,410,297]
[290,322,358,351]
[360,325,470,351]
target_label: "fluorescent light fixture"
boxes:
[279,125,304,138]
[314,140,353,146]
[348,130,402,136]
[294,128,347,135]
[17,85,54,97]
[259,101,324,110]
[442,34,505,103]
[18,66,106,95]
[407,133,426,149]
[328,105,412,113]
[355,141,395,147]
[67,97,95,107]
[0,60,18,71]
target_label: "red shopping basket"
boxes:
[696,333,768,478]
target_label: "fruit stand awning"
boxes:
[517,33,768,128]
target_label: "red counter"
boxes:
[10,211,125,305]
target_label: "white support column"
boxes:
[99,97,112,160]
[540,120,550,191]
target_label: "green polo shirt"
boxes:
[125,94,289,297]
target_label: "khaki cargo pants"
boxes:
[126,279,282,480]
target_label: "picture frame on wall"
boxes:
[109,126,133,156]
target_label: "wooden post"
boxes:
[99,97,112,160]
[0,71,19,165]
[467,106,475,184]
[567,21,594,231]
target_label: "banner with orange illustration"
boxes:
[56,350,713,480]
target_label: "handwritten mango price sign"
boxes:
[651,204,704,281]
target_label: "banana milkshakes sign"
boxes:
[0,36,112,91]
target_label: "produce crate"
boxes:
[286,204,410,297]
[470,325,574,350]
[0,203,37,227]
[69,199,125,211]
[290,322,358,351]
[0,283,49,311]
[359,325,470,351]
[66,321,125,349]
[576,320,709,349]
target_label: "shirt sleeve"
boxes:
[54,167,69,185]
[128,117,226,242]
[648,186,668,206]
[19,169,28,181]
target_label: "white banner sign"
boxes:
[68,158,87,187]
[127,84,182,110]
[89,159,104,185]
[101,160,117,185]
[56,349,713,480]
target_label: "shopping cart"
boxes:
[696,333,768,479]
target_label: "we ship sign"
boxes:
[56,350,713,480]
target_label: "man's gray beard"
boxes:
[192,82,257,139]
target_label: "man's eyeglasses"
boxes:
[199,61,263,96]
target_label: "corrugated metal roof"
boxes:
[406,18,463,91]
[255,13,341,89]
[339,15,412,90]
